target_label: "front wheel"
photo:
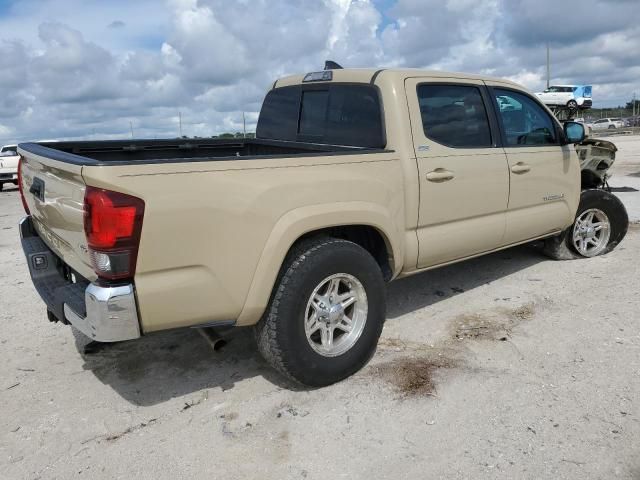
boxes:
[543,189,628,260]
[255,237,386,387]
[567,100,578,110]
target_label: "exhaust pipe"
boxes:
[197,327,228,351]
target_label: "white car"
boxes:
[591,118,624,131]
[0,144,19,191]
[535,85,592,110]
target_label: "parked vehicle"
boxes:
[1,144,18,154]
[591,118,625,130]
[0,144,19,191]
[17,68,629,386]
[535,85,592,110]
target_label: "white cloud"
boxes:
[0,0,639,144]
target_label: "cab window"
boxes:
[493,89,557,146]
[417,84,492,148]
[257,84,384,148]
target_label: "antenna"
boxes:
[324,60,343,70]
[179,111,183,137]
[129,121,134,139]
[242,112,246,138]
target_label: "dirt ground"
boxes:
[1,137,639,480]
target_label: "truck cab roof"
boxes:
[274,68,525,90]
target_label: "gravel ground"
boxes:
[1,137,639,480]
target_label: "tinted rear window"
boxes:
[299,90,329,136]
[255,87,300,142]
[257,84,384,148]
[417,84,492,148]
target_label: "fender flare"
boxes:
[235,201,403,326]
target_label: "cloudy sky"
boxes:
[0,0,638,143]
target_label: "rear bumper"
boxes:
[19,216,141,342]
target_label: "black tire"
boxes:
[567,100,578,110]
[543,189,628,260]
[0,182,3,192]
[608,125,615,129]
[255,236,386,387]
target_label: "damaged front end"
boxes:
[576,138,617,190]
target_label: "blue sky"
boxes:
[1,0,639,143]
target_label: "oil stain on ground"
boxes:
[452,302,535,341]
[371,355,458,397]
[373,302,537,397]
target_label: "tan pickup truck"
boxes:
[17,68,628,386]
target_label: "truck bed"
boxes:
[19,138,381,166]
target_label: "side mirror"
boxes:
[563,121,585,144]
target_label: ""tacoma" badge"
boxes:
[543,193,565,201]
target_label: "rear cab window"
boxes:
[417,84,493,148]
[256,84,385,148]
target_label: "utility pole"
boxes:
[242,112,246,138]
[546,43,550,89]
[129,121,134,139]
[179,111,183,137]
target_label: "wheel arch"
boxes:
[235,202,402,326]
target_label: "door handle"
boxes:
[511,162,531,174]
[426,168,455,183]
[29,177,45,201]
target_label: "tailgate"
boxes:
[19,148,96,281]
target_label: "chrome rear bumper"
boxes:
[20,216,141,342]
[63,284,140,342]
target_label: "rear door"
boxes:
[405,77,510,268]
[18,148,95,280]
[486,84,580,244]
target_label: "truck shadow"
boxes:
[77,243,547,406]
[386,244,545,319]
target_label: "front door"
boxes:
[405,78,510,268]
[486,84,580,244]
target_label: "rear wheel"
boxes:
[0,182,3,191]
[255,237,386,387]
[543,189,628,260]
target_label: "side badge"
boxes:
[417,145,430,152]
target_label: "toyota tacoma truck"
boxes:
[17,68,629,386]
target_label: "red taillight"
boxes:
[17,155,30,215]
[84,187,144,280]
